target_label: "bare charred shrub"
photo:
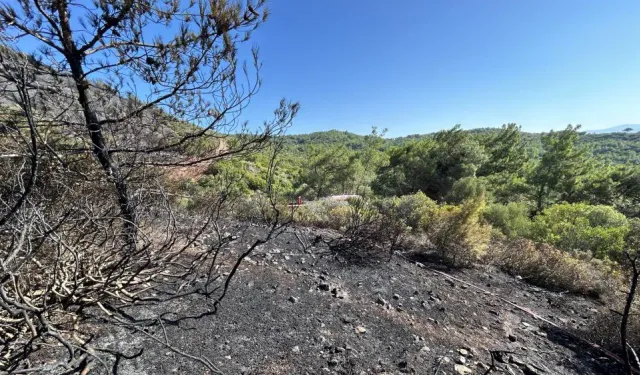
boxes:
[0,115,293,373]
[582,302,640,364]
[316,198,408,265]
[618,219,640,374]
[486,238,619,297]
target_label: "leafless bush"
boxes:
[0,77,292,374]
[583,302,640,364]
[619,221,640,374]
[0,1,298,373]
[317,198,408,265]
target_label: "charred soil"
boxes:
[94,226,622,375]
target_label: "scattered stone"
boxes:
[342,316,356,324]
[458,348,469,356]
[288,296,298,304]
[292,346,300,353]
[536,330,548,338]
[420,346,431,352]
[392,293,401,300]
[456,356,466,364]
[446,279,456,287]
[508,334,518,342]
[454,364,473,375]
[318,283,331,291]
[515,275,523,281]
[331,288,346,299]
[327,357,339,367]
[376,296,388,306]
[355,326,367,334]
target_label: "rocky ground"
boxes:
[94,226,622,375]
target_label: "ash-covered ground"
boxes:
[93,226,620,375]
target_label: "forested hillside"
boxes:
[214,125,640,210]
[282,127,640,164]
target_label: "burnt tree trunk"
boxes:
[621,253,639,375]
[55,1,137,244]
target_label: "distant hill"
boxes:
[283,128,640,164]
[588,124,640,134]
[0,45,210,155]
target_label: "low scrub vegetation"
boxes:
[486,238,619,297]
[282,193,628,298]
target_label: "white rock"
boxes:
[454,364,473,375]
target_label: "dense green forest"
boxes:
[179,124,640,266]
[197,125,640,207]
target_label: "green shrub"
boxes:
[374,192,437,234]
[446,176,486,204]
[422,196,492,267]
[532,203,630,259]
[483,202,532,238]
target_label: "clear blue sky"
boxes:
[240,0,640,136]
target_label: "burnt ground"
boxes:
[91,225,622,375]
